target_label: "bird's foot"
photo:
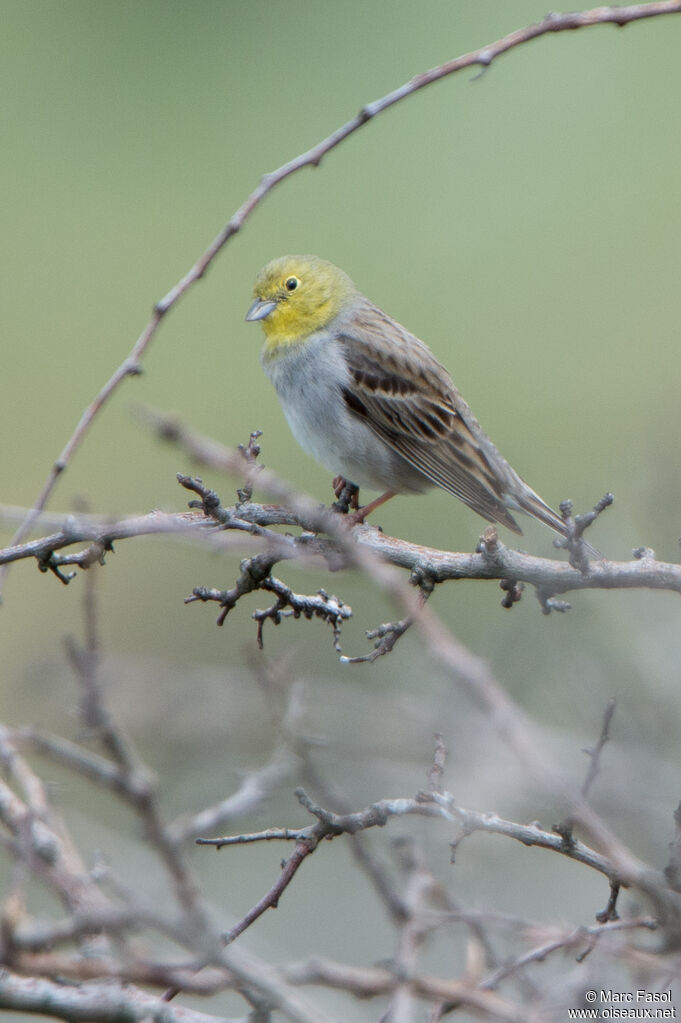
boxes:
[331,476,360,513]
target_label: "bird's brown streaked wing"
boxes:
[336,325,525,533]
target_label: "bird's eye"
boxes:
[285,276,299,292]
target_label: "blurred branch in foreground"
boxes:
[0,637,676,1023]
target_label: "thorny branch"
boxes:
[1,434,680,660]
[215,724,595,959]
[198,782,629,948]
[192,736,676,1017]
[3,569,681,1020]
[0,586,342,1023]
[4,0,680,600]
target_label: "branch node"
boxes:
[471,51,493,80]
[580,698,616,799]
[536,589,572,615]
[427,733,448,794]
[500,578,524,609]
[177,473,233,527]
[633,545,656,561]
[477,525,501,557]
[554,492,612,571]
[295,788,331,823]
[595,879,621,924]
[37,553,76,585]
[552,820,576,852]
[236,430,264,504]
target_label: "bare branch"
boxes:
[428,734,448,796]
[581,698,617,800]
[196,783,643,951]
[664,802,681,893]
[0,971,237,1023]
[382,837,442,1023]
[198,789,444,944]
[2,496,681,604]
[442,799,618,883]
[222,841,313,948]
[479,917,658,991]
[283,957,526,1023]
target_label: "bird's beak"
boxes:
[245,297,277,322]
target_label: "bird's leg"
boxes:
[332,476,360,513]
[332,475,346,499]
[346,490,396,526]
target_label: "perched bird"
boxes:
[246,254,572,540]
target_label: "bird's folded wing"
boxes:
[336,325,524,533]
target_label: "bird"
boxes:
[245,254,575,541]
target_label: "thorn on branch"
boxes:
[340,615,412,665]
[555,700,615,846]
[428,734,448,795]
[177,474,225,522]
[536,590,572,615]
[479,531,525,608]
[581,699,616,800]
[295,787,331,823]
[37,540,108,584]
[554,493,613,571]
[37,553,77,585]
[341,570,434,664]
[449,821,473,865]
[471,51,493,81]
[178,469,272,539]
[595,879,621,925]
[633,545,656,561]
[477,525,500,556]
[552,821,576,853]
[237,430,263,504]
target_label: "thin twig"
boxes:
[480,917,658,991]
[197,786,639,948]
[169,675,307,844]
[554,699,616,849]
[582,699,617,799]
[221,841,313,948]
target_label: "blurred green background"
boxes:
[2,1,681,1017]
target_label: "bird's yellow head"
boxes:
[246,255,356,354]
